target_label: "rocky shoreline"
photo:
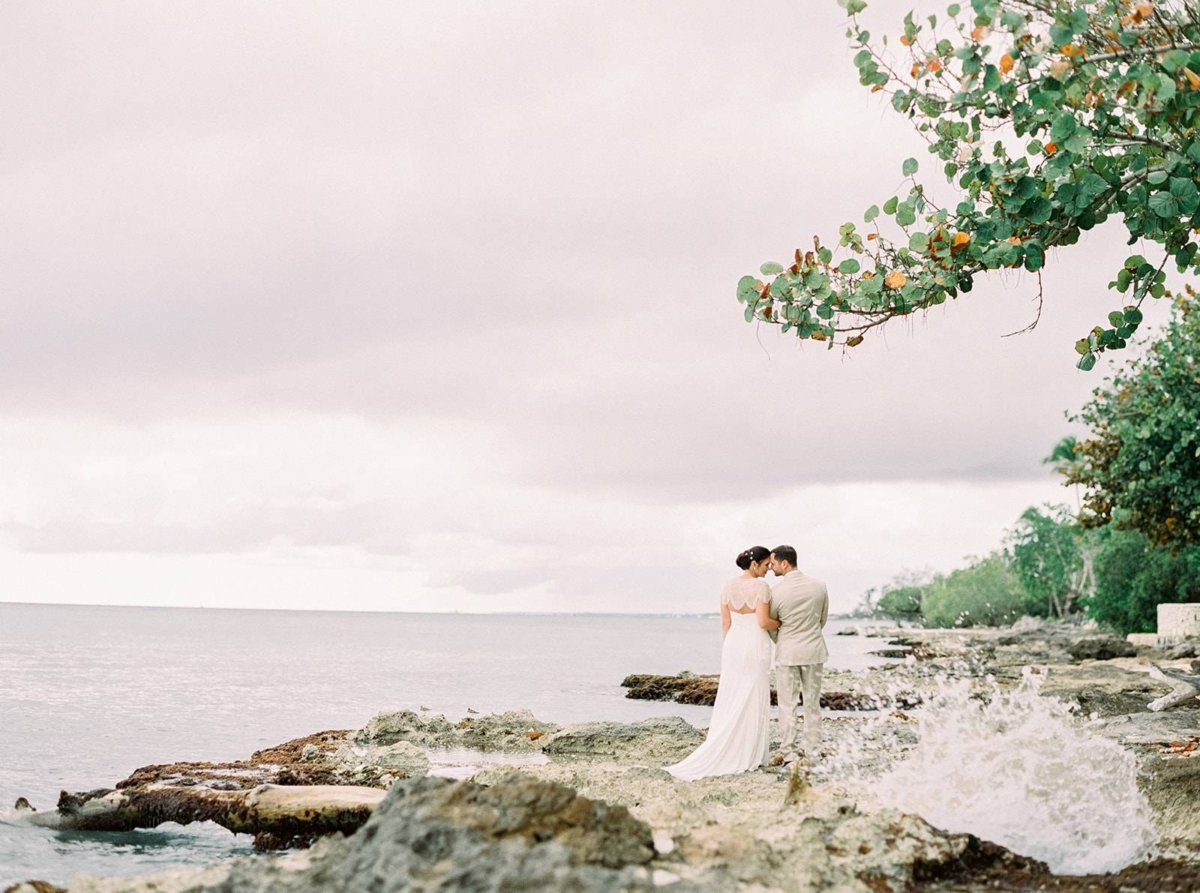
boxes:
[6,622,1200,893]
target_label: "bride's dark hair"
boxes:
[735,546,771,570]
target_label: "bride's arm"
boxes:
[757,593,781,631]
[720,602,732,639]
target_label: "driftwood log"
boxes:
[17,783,383,849]
[1148,662,1200,712]
[12,729,394,850]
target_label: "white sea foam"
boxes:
[828,669,1158,875]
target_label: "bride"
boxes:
[666,546,780,780]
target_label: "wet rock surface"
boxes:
[353,709,557,752]
[542,716,706,762]
[1067,636,1139,662]
[621,673,922,710]
[113,730,370,790]
[57,775,674,893]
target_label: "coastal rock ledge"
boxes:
[9,623,1200,892]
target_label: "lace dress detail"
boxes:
[665,576,773,780]
[721,578,771,611]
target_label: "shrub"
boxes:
[921,553,1027,628]
[1089,529,1200,635]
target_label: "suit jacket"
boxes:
[769,570,830,666]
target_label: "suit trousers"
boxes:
[776,663,823,756]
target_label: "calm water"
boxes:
[0,603,887,886]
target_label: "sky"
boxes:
[0,1,1151,615]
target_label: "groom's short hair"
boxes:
[771,545,798,567]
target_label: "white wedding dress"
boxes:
[666,577,772,780]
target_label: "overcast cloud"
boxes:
[1,1,1141,614]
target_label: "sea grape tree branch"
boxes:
[739,0,1200,367]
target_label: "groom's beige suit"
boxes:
[769,569,829,757]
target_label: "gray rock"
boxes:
[1067,636,1138,661]
[326,775,660,890]
[63,775,677,893]
[1008,615,1045,632]
[1167,642,1198,659]
[542,717,704,763]
[330,740,431,781]
[352,709,558,753]
[456,709,559,752]
[353,710,458,748]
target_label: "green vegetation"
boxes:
[874,584,925,621]
[781,1,1200,633]
[1006,504,1095,618]
[739,0,1200,363]
[866,498,1197,634]
[921,553,1028,627]
[1064,296,1200,549]
[1091,528,1200,632]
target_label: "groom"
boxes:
[768,545,830,763]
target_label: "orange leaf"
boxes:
[900,34,912,46]
[999,53,1014,73]
[952,232,971,250]
[871,84,885,92]
[911,63,921,77]
[867,233,878,240]
[884,270,908,289]
[1136,1,1154,16]
[971,25,989,40]
[1050,59,1071,78]
[1185,68,1200,89]
[1044,141,1057,153]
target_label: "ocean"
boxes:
[0,602,889,887]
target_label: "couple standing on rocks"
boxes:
[666,544,829,781]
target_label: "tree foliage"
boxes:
[875,584,927,619]
[739,0,1200,366]
[1090,527,1200,631]
[1005,504,1096,616]
[921,552,1028,626]
[1063,294,1200,547]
